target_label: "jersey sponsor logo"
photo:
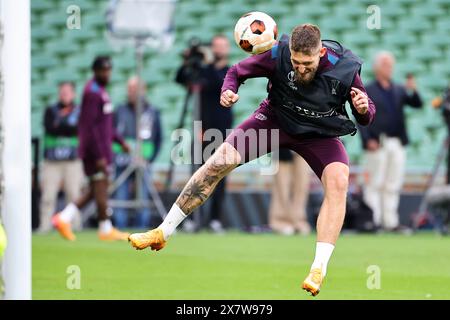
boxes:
[255,112,267,121]
[282,102,339,118]
[331,79,340,95]
[287,71,297,91]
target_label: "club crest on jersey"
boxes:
[331,79,340,95]
[255,112,267,121]
[287,71,297,90]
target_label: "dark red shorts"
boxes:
[81,158,111,180]
[225,103,349,179]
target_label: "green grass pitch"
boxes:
[32,231,450,300]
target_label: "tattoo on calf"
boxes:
[176,161,233,215]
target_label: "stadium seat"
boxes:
[435,19,450,32]
[83,41,115,58]
[57,0,98,11]
[382,32,418,49]
[333,2,367,21]
[31,26,58,42]
[62,28,99,43]
[407,47,442,64]
[44,39,81,58]
[31,0,54,14]
[397,18,434,34]
[32,56,58,72]
[341,30,379,49]
[175,1,212,19]
[318,16,356,35]
[410,3,444,19]
[294,2,331,19]
[255,3,290,21]
[378,2,407,19]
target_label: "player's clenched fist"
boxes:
[220,89,239,107]
[350,87,369,115]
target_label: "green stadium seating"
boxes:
[30,0,450,169]
[31,1,55,14]
[407,47,442,64]
[382,31,417,49]
[32,56,58,72]
[62,28,98,43]
[435,19,450,32]
[318,17,356,35]
[397,18,434,34]
[411,3,445,19]
[293,2,331,19]
[41,11,69,29]
[378,2,407,19]
[44,39,81,58]
[31,26,59,42]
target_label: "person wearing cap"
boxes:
[52,56,131,241]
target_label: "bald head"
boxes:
[373,51,395,82]
[127,76,146,106]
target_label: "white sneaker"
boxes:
[182,219,197,233]
[209,220,225,234]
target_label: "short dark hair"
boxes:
[92,55,112,71]
[290,24,321,54]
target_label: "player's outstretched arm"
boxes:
[221,49,276,95]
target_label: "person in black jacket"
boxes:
[175,34,233,233]
[359,51,423,231]
[40,81,84,233]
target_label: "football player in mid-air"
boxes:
[129,24,375,296]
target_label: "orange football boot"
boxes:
[128,228,166,251]
[52,213,76,241]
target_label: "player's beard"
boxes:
[294,68,317,86]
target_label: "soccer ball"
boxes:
[234,11,278,55]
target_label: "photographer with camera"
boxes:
[175,35,233,233]
[432,85,450,184]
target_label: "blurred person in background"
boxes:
[52,56,130,241]
[112,76,162,229]
[359,51,423,232]
[39,81,83,233]
[269,149,311,235]
[175,34,233,233]
[432,85,450,184]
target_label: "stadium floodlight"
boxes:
[106,0,176,41]
[102,0,177,220]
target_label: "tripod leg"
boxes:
[164,90,192,192]
[414,137,449,229]
[144,165,167,219]
[109,163,135,194]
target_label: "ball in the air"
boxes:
[234,11,278,55]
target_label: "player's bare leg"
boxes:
[92,177,129,241]
[53,177,129,241]
[129,142,241,250]
[302,162,349,296]
[52,183,94,241]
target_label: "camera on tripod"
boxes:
[179,37,208,84]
